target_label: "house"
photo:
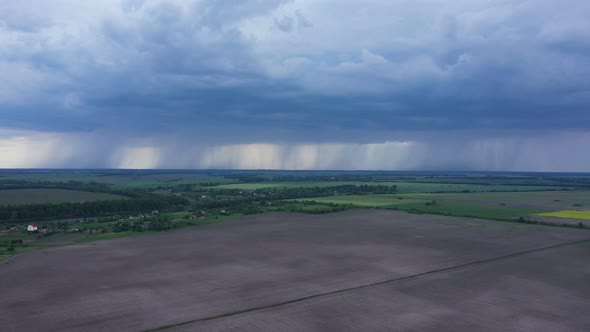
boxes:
[27,224,38,232]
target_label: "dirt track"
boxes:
[1,210,589,331]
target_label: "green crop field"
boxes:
[535,210,590,221]
[291,190,590,215]
[296,195,426,207]
[0,245,43,262]
[216,183,290,190]
[389,202,544,221]
[107,174,230,189]
[216,181,569,193]
[0,172,229,190]
[295,193,548,221]
[395,191,590,211]
[74,231,149,243]
[0,189,127,205]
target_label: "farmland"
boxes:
[1,210,589,331]
[216,181,573,193]
[3,170,590,262]
[180,239,590,332]
[0,171,229,190]
[3,170,590,331]
[397,191,590,210]
[296,191,590,224]
[535,210,590,221]
[0,188,127,205]
[293,194,425,207]
[300,191,590,210]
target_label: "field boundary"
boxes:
[146,237,590,331]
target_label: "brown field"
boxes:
[1,210,589,331]
[0,188,126,205]
[182,242,590,332]
[530,215,589,227]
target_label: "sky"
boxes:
[1,0,589,171]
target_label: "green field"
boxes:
[2,171,582,192]
[535,210,590,221]
[0,172,229,190]
[108,174,230,189]
[0,245,43,262]
[0,189,127,205]
[74,231,150,243]
[0,232,44,261]
[216,181,572,193]
[393,191,590,210]
[296,195,426,207]
[295,193,555,221]
[389,202,543,221]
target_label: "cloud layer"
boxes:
[1,0,589,169]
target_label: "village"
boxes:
[1,209,169,236]
[0,206,237,241]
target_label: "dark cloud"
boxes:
[0,0,589,169]
[274,16,294,32]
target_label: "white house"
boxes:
[27,224,38,232]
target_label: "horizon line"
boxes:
[1,168,589,175]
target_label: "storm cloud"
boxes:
[1,0,589,170]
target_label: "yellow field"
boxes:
[535,210,590,221]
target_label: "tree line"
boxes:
[186,184,398,213]
[0,196,187,221]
